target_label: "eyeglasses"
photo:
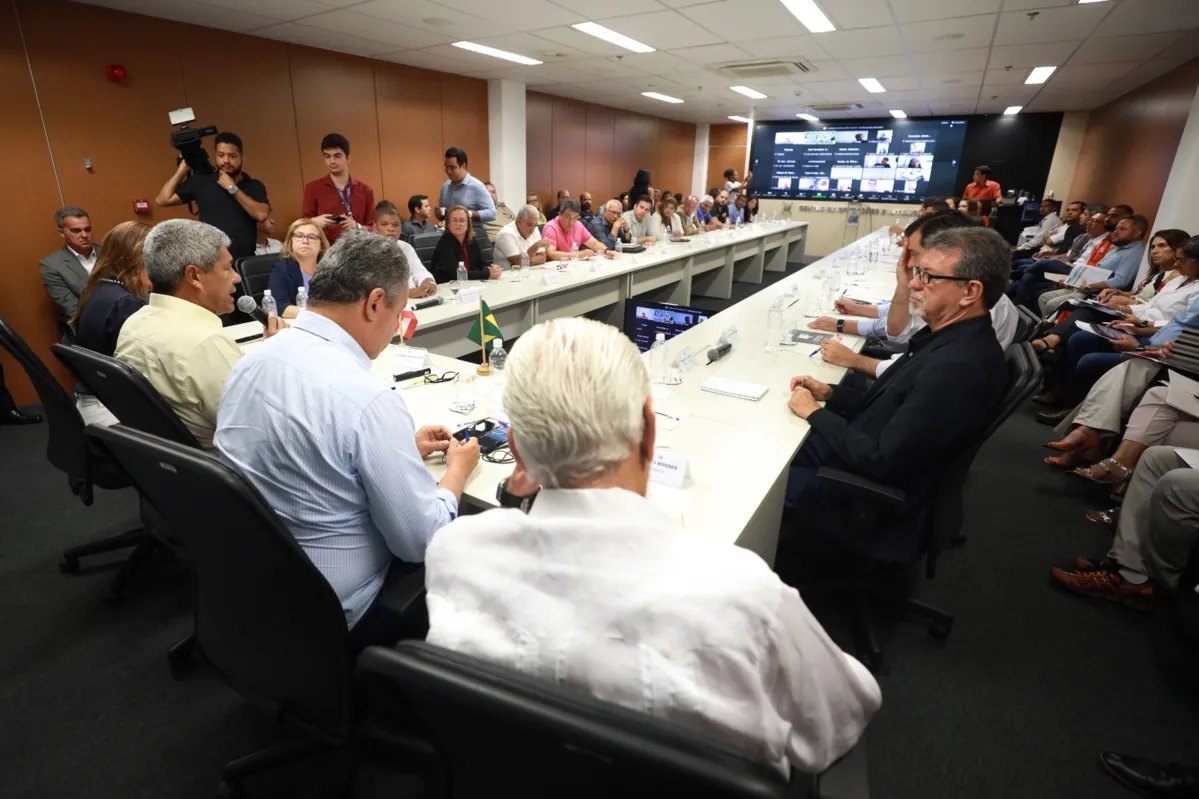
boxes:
[293,233,321,243]
[913,266,973,286]
[423,371,459,384]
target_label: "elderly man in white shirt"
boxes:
[1015,198,1063,251]
[424,317,881,777]
[494,204,552,267]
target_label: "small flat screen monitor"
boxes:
[624,300,710,353]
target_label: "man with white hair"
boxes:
[493,204,553,267]
[424,317,881,777]
[586,198,632,250]
[697,194,721,231]
[680,194,702,235]
[114,218,282,448]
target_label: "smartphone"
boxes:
[331,215,346,223]
[452,419,509,454]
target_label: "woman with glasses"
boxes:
[269,218,331,318]
[651,196,684,240]
[431,205,502,284]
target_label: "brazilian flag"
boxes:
[467,298,503,353]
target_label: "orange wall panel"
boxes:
[525,92,554,210]
[375,63,448,213]
[584,105,616,203]
[709,123,748,147]
[440,75,490,184]
[551,98,588,202]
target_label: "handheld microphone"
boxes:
[413,295,444,310]
[706,341,733,364]
[236,294,269,326]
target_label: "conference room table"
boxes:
[230,225,905,567]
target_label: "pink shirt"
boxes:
[542,216,593,251]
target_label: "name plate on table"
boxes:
[457,287,480,304]
[392,346,427,372]
[723,325,742,345]
[676,347,697,372]
[650,450,690,488]
[543,272,561,285]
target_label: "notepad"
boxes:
[700,378,768,401]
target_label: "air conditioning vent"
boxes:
[807,102,865,112]
[715,59,816,79]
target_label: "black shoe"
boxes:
[1037,407,1072,426]
[0,408,42,426]
[1100,751,1199,797]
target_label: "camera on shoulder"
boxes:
[169,107,218,175]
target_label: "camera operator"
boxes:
[155,132,270,260]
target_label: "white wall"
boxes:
[487,79,526,210]
[1043,110,1090,201]
[692,124,710,198]
[759,200,921,258]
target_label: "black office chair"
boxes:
[356,641,869,798]
[236,254,281,306]
[1013,305,1040,345]
[479,240,494,267]
[410,231,442,269]
[0,316,155,597]
[810,342,1041,673]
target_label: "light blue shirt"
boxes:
[728,205,745,224]
[1150,293,1199,347]
[1097,240,1147,291]
[215,312,458,628]
[438,172,497,222]
[863,301,890,339]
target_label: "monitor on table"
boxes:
[624,301,710,353]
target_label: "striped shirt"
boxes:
[215,311,457,627]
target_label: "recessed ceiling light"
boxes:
[1025,66,1057,84]
[641,91,683,104]
[571,22,655,53]
[730,85,768,99]
[1078,0,1109,4]
[452,41,542,66]
[889,109,907,118]
[797,113,819,121]
[1003,105,1022,115]
[858,77,886,93]
[777,0,836,33]
[728,115,753,123]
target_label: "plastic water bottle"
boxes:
[456,261,468,287]
[765,298,784,352]
[649,333,668,382]
[261,289,276,318]
[489,338,507,372]
[614,239,623,259]
[295,286,308,312]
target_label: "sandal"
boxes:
[1045,449,1098,469]
[1085,507,1120,528]
[1074,458,1133,485]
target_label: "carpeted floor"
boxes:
[2,262,1198,798]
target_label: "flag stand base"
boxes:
[476,363,492,376]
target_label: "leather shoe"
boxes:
[1037,407,1072,426]
[1100,751,1199,797]
[0,408,43,426]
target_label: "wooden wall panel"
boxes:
[525,92,554,209]
[613,113,640,199]
[439,75,490,184]
[0,1,74,401]
[551,98,588,202]
[709,123,748,147]
[175,26,303,227]
[658,120,695,197]
[584,105,615,203]
[376,63,447,215]
[289,46,382,199]
[1069,57,1199,225]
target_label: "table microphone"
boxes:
[413,295,444,310]
[236,294,269,326]
[707,341,733,364]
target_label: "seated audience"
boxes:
[956,197,986,226]
[680,194,702,235]
[728,193,748,225]
[402,194,437,241]
[587,199,633,250]
[69,221,152,427]
[375,202,437,298]
[526,192,548,224]
[810,298,892,341]
[1050,446,1199,609]
[483,182,517,242]
[217,231,481,641]
[269,218,331,318]
[40,206,99,326]
[628,169,651,209]
[578,191,595,224]
[541,199,615,260]
[437,146,496,223]
[650,186,661,210]
[1020,209,1113,314]
[431,206,501,283]
[255,213,282,255]
[115,219,280,449]
[618,191,631,211]
[545,189,570,222]
[424,316,881,776]
[785,226,1009,558]
[745,196,759,222]
[650,196,684,240]
[302,133,375,244]
[1035,200,1086,256]
[494,205,552,267]
[697,195,718,230]
[712,189,732,225]
[623,196,657,245]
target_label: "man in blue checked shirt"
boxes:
[436,146,496,224]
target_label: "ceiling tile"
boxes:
[1000,0,1075,10]
[987,41,1081,69]
[800,60,852,80]
[559,56,654,78]
[469,31,584,62]
[899,14,998,53]
[298,10,457,49]
[924,70,985,89]
[686,0,811,44]
[440,0,583,28]
[84,0,279,31]
[616,50,703,75]
[352,0,505,38]
[658,0,723,7]
[419,43,553,72]
[993,5,1108,46]
[1067,32,1184,66]
[590,9,724,49]
[1120,56,1192,85]
[983,66,1033,86]
[910,47,991,73]
[1053,61,1143,84]
[1094,0,1199,37]
[745,34,833,61]
[253,21,399,54]
[667,42,753,65]
[807,26,905,58]
[549,0,668,17]
[819,0,893,31]
[378,48,470,71]
[836,54,914,79]
[890,0,1000,23]
[191,0,332,21]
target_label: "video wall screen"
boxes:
[746,118,969,203]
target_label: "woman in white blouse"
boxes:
[650,196,685,241]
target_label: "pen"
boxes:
[655,411,680,422]
[394,367,431,382]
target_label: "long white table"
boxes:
[230,226,904,566]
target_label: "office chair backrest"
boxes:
[1013,306,1039,345]
[87,425,352,740]
[356,641,792,799]
[410,231,442,268]
[51,345,199,449]
[235,254,281,306]
[0,316,95,492]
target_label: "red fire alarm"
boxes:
[107,64,128,83]
[132,199,150,214]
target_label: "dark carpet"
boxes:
[2,262,1198,798]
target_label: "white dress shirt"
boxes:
[1131,275,1199,327]
[396,238,434,288]
[878,296,1017,376]
[216,311,457,627]
[1017,212,1061,249]
[493,220,542,263]
[255,238,282,256]
[71,246,99,274]
[425,487,881,776]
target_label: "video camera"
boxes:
[169,107,218,174]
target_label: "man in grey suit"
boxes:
[40,206,100,326]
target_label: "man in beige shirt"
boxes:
[115,218,279,448]
[483,182,517,242]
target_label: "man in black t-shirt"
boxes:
[155,131,270,260]
[712,188,731,224]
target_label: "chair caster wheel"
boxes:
[929,620,953,640]
[59,555,79,574]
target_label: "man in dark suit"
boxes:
[39,206,100,326]
[784,225,1010,561]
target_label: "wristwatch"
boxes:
[836,319,845,333]
[497,478,538,512]
[226,184,240,196]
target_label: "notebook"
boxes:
[700,378,768,401]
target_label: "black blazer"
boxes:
[431,232,489,284]
[807,313,1007,561]
[267,258,307,315]
[73,280,147,394]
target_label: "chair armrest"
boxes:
[816,467,906,506]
